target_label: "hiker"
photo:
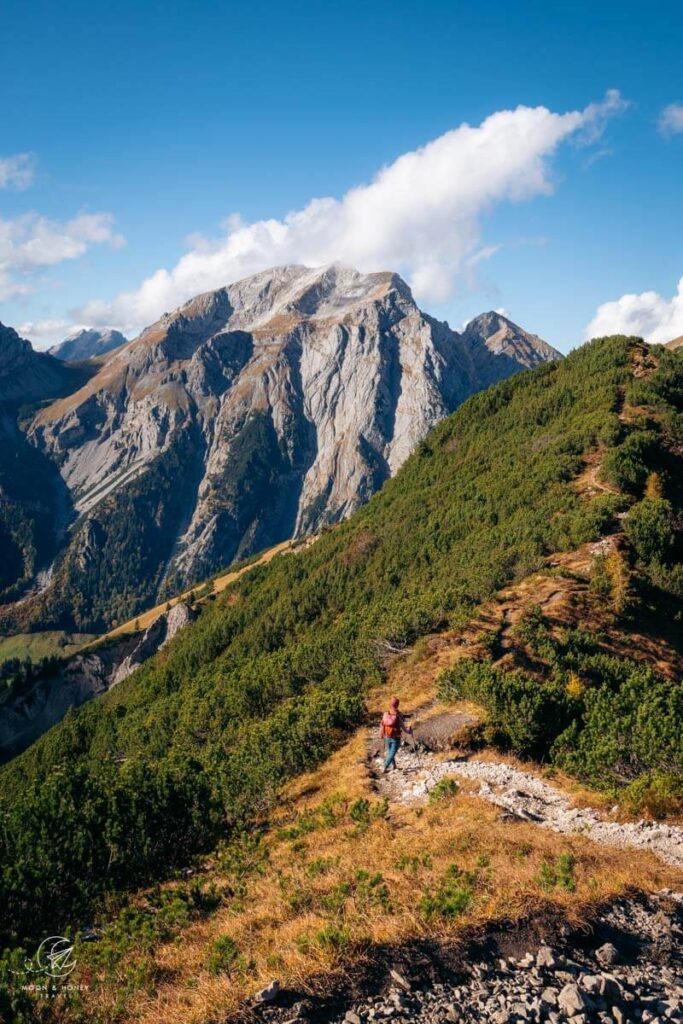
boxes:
[379,696,413,773]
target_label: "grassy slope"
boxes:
[0,631,96,663]
[35,556,683,1024]
[0,336,681,950]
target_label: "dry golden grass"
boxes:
[76,710,679,1024]
[74,522,683,1024]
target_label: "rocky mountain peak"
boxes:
[166,263,412,337]
[0,322,86,405]
[48,328,128,363]
[463,310,562,369]
[9,264,562,631]
[0,322,33,376]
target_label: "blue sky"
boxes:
[1,0,682,351]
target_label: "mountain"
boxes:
[0,321,84,405]
[462,310,561,385]
[666,335,683,350]
[48,326,127,362]
[1,334,680,948]
[0,325,91,602]
[6,263,559,632]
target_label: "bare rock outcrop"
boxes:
[110,602,195,685]
[0,603,195,760]
[10,264,561,630]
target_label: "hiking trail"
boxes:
[370,737,683,870]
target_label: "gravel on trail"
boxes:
[373,746,683,871]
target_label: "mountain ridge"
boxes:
[2,264,561,631]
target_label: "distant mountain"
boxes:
[48,327,127,362]
[666,335,683,350]
[462,311,562,385]
[4,264,560,631]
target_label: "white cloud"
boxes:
[0,212,125,301]
[0,153,35,190]
[658,103,683,137]
[585,276,683,344]
[17,318,76,345]
[77,91,627,334]
[573,89,630,145]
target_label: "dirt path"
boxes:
[371,743,683,870]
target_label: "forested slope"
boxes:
[1,336,681,946]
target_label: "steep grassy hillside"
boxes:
[0,630,95,664]
[0,336,681,950]
[5,534,682,1024]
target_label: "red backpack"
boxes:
[381,711,401,739]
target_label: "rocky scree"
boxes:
[252,893,683,1024]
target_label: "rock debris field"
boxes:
[330,893,683,1024]
[373,747,683,871]
[254,893,682,1024]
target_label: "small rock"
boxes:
[611,1008,626,1024]
[390,968,411,992]
[254,980,280,1004]
[345,1013,362,1024]
[537,946,556,969]
[596,943,619,967]
[599,974,624,1004]
[541,987,559,1006]
[558,983,589,1018]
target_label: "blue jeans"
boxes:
[384,737,400,770]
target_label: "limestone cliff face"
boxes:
[21,264,560,628]
[0,603,195,762]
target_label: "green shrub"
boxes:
[624,497,676,565]
[428,777,460,803]
[312,924,352,952]
[623,772,683,819]
[419,864,477,920]
[553,666,683,788]
[206,935,239,975]
[601,431,658,494]
[538,853,576,892]
[439,659,573,759]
